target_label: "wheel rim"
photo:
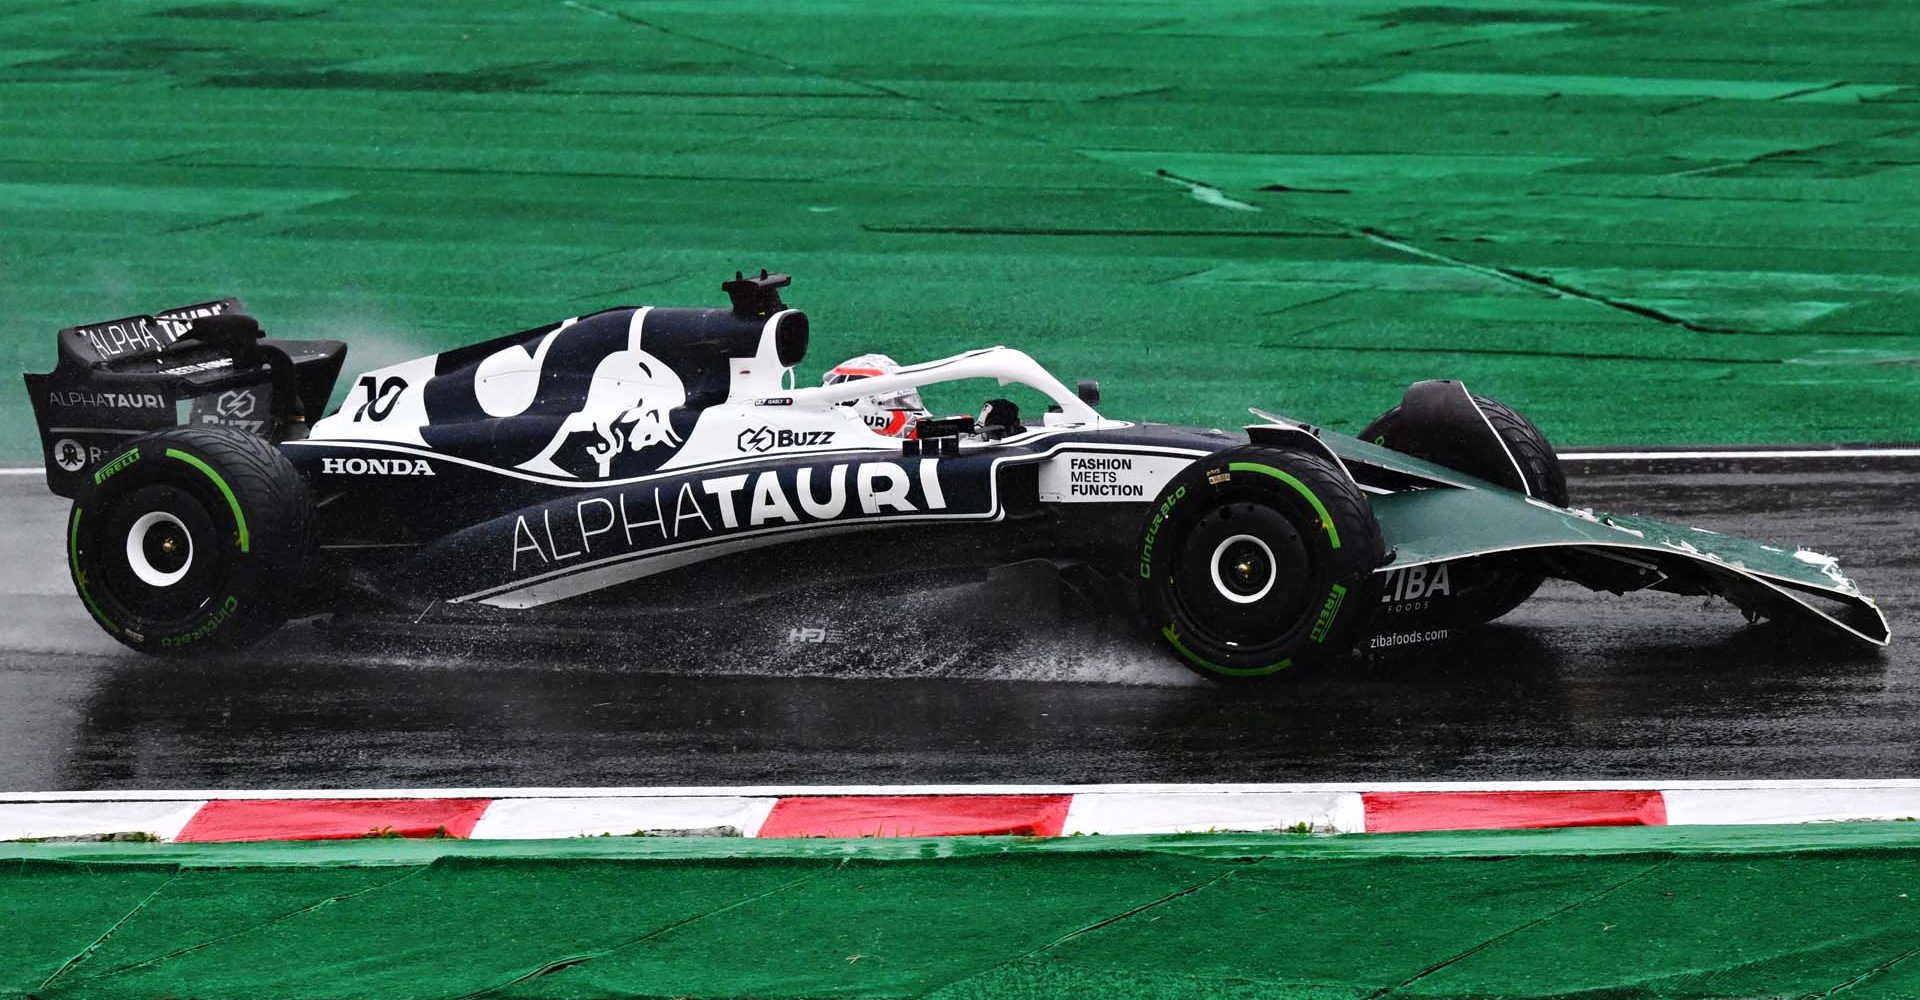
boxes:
[1170,500,1313,649]
[94,483,223,624]
[1208,533,1276,604]
[125,511,194,587]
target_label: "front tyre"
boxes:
[1135,445,1385,682]
[68,426,315,653]
[1360,391,1566,624]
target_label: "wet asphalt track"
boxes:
[0,455,1914,792]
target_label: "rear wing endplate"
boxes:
[23,299,346,498]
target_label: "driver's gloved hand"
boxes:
[978,398,1024,440]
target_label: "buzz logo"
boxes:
[321,456,436,476]
[214,389,256,419]
[197,388,266,433]
[737,427,834,453]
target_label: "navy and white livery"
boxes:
[24,270,1890,681]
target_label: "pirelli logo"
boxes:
[1308,583,1347,644]
[93,449,140,485]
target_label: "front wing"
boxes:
[1351,451,1889,646]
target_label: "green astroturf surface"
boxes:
[3,0,1919,461]
[7,825,1920,998]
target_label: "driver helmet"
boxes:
[824,353,929,438]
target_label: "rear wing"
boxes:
[23,299,347,498]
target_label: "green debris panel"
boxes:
[44,864,425,988]
[4,0,1920,453]
[6,826,1920,998]
[0,860,178,993]
[42,858,831,1000]
[499,853,1217,999]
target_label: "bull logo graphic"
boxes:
[517,312,688,479]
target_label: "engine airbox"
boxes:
[636,307,806,406]
[772,310,808,368]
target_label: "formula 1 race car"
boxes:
[24,271,1890,681]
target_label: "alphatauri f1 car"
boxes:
[25,271,1890,680]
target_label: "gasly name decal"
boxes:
[510,458,950,573]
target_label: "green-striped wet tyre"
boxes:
[67,426,315,653]
[1135,445,1385,683]
[1359,393,1567,625]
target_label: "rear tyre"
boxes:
[1135,445,1385,683]
[67,426,314,653]
[1360,392,1566,623]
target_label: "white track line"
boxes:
[9,779,1920,803]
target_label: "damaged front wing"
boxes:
[1331,435,1889,646]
